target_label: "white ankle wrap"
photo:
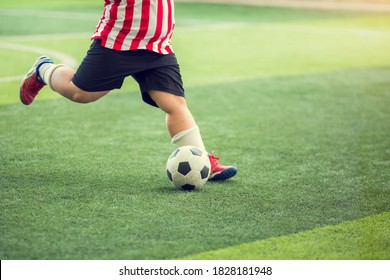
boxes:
[171,125,206,152]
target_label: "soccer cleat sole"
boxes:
[19,56,53,105]
[208,167,237,181]
[19,72,45,105]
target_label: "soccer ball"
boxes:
[166,146,211,191]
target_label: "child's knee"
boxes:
[149,91,187,112]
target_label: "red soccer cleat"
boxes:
[208,152,237,181]
[20,56,53,105]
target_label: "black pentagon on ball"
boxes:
[178,161,191,175]
[181,184,196,191]
[200,165,210,179]
[167,169,173,181]
[189,147,203,157]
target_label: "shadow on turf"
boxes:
[155,179,239,193]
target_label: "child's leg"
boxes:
[20,56,110,105]
[148,90,206,151]
[46,65,110,103]
[148,90,195,137]
[149,90,237,181]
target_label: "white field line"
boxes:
[2,6,387,35]
[177,0,390,13]
[1,6,389,37]
[2,32,90,42]
[0,75,25,83]
[256,23,390,38]
[179,21,390,37]
[0,43,77,83]
[0,9,99,21]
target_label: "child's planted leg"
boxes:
[148,90,237,181]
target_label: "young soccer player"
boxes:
[19,0,237,181]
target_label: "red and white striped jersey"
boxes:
[92,0,175,54]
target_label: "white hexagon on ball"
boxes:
[166,145,211,191]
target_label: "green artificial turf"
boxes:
[0,1,389,260]
[183,211,390,259]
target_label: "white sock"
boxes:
[171,125,206,152]
[38,63,65,90]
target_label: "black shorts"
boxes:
[72,39,185,107]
